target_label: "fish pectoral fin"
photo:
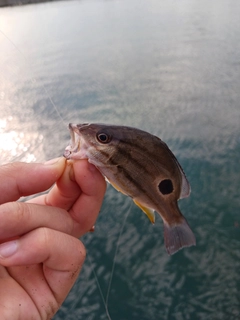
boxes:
[133,200,155,224]
[106,177,128,195]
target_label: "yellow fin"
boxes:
[133,200,155,224]
[106,178,155,224]
[106,177,128,195]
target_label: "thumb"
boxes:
[0,157,66,204]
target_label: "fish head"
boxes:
[63,123,125,168]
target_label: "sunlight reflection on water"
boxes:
[0,116,43,163]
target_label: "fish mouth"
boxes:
[63,123,81,159]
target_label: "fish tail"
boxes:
[163,218,196,255]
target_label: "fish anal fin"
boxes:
[133,200,155,224]
[164,218,196,255]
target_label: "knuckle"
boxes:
[70,239,86,275]
[67,237,86,265]
[14,202,32,227]
[78,240,86,259]
[75,239,86,264]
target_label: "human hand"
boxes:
[0,158,106,320]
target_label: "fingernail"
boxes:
[44,157,62,165]
[89,225,95,232]
[0,240,18,258]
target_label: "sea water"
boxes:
[0,0,240,319]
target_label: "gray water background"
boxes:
[0,0,240,319]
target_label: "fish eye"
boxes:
[158,179,174,195]
[96,132,112,144]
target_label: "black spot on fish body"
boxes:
[158,179,174,195]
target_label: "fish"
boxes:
[64,123,196,255]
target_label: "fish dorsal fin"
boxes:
[161,141,191,199]
[179,168,191,199]
[133,200,156,224]
[173,160,190,199]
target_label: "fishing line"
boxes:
[105,201,132,307]
[87,200,132,320]
[0,29,66,127]
[87,254,112,320]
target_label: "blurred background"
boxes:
[0,0,240,319]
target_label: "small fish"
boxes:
[64,123,196,255]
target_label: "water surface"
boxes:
[0,0,240,319]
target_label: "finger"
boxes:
[28,160,81,211]
[29,159,107,237]
[0,158,66,204]
[0,202,73,242]
[68,160,106,237]
[0,228,85,306]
